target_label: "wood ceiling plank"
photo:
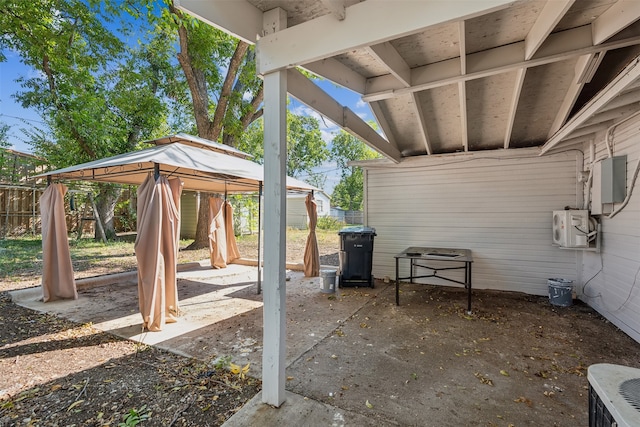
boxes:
[320,0,346,20]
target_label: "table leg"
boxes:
[395,257,399,306]
[466,262,472,314]
[410,258,414,283]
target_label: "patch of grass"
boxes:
[0,236,43,280]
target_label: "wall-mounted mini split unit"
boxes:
[552,210,592,248]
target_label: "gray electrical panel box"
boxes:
[601,156,626,204]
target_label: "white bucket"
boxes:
[320,270,337,293]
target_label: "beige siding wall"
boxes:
[287,197,308,229]
[364,148,581,295]
[180,191,198,239]
[580,116,640,343]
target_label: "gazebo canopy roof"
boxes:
[35,141,315,193]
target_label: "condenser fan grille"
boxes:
[620,378,640,412]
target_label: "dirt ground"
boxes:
[0,234,340,426]
[2,234,640,426]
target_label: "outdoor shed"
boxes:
[175,0,640,407]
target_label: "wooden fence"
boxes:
[0,185,44,237]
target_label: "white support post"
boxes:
[261,7,288,408]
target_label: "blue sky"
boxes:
[0,52,46,153]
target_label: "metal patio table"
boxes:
[395,247,473,313]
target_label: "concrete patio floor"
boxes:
[10,262,640,426]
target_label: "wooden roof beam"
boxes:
[368,101,398,148]
[363,25,640,102]
[287,68,402,163]
[547,53,603,138]
[541,55,640,154]
[504,68,526,149]
[256,0,515,74]
[592,0,640,45]
[524,0,575,60]
[366,42,411,87]
[302,58,367,94]
[410,93,433,155]
[174,0,262,44]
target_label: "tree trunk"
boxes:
[95,183,120,241]
[186,192,211,250]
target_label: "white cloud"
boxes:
[356,99,366,109]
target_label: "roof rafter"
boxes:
[547,53,603,138]
[459,21,467,74]
[410,93,432,155]
[256,0,515,74]
[459,82,468,151]
[369,101,398,148]
[504,68,526,149]
[287,68,402,163]
[366,42,411,87]
[541,55,640,154]
[302,58,367,94]
[524,0,575,60]
[592,0,640,45]
[363,25,640,102]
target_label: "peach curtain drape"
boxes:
[40,183,77,302]
[303,193,320,277]
[135,174,183,331]
[209,198,240,268]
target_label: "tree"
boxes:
[330,130,379,211]
[164,3,265,248]
[238,113,330,178]
[0,0,176,239]
[0,123,9,149]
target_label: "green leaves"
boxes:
[330,130,380,210]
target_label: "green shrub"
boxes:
[317,216,344,231]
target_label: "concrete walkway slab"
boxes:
[223,391,374,427]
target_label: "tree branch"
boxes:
[170,3,212,139]
[210,40,249,142]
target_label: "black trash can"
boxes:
[338,226,376,288]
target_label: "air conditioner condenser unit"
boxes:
[552,210,591,248]
[588,363,640,427]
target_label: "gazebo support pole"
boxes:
[257,182,262,295]
[261,9,288,407]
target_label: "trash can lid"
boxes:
[338,226,376,235]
